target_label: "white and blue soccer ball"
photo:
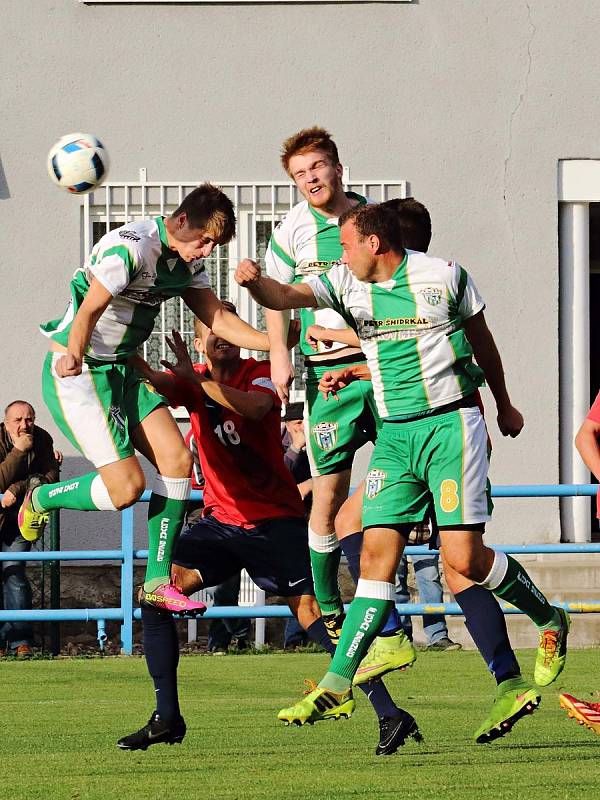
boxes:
[47,132,109,194]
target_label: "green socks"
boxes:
[308,528,343,614]
[144,476,191,592]
[33,472,117,511]
[480,552,556,629]
[320,579,394,691]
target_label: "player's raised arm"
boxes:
[183,285,270,352]
[58,278,113,377]
[234,258,317,310]
[463,310,524,438]
[265,308,294,403]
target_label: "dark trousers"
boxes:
[0,519,33,648]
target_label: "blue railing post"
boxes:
[120,507,134,655]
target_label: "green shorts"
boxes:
[304,376,379,477]
[362,406,492,529]
[42,352,166,468]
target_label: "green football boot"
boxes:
[18,486,49,543]
[474,677,541,743]
[278,681,355,725]
[353,631,417,686]
[534,606,570,687]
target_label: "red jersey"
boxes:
[168,359,305,526]
[587,392,600,424]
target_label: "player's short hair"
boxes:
[4,400,35,418]
[172,184,236,244]
[280,127,340,175]
[193,300,237,338]
[381,198,432,252]
[338,204,404,253]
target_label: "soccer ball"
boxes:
[47,133,109,194]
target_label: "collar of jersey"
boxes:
[309,191,367,225]
[156,216,175,254]
[378,253,408,286]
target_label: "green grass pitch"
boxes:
[1,648,599,800]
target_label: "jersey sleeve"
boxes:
[305,263,354,317]
[587,392,600,423]
[455,264,486,321]
[88,239,139,296]
[248,362,281,408]
[265,217,296,284]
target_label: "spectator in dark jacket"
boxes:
[0,401,59,656]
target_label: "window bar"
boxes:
[83,193,91,256]
[105,186,110,234]
[251,184,258,260]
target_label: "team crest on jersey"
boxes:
[313,421,337,451]
[109,405,126,433]
[420,287,443,306]
[365,469,386,499]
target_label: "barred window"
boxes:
[85,179,406,402]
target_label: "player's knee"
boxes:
[162,446,193,479]
[110,477,145,510]
[444,553,485,583]
[293,596,320,629]
[334,502,360,538]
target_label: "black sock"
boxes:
[142,605,181,722]
[306,617,399,718]
[339,532,363,584]
[454,585,521,684]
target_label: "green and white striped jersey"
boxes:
[41,217,209,361]
[265,193,367,363]
[306,251,486,419]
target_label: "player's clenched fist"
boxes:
[55,353,83,378]
[234,259,262,287]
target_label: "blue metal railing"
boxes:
[1,484,599,654]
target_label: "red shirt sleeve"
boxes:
[587,391,600,423]
[247,361,281,408]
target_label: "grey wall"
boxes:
[3,1,600,545]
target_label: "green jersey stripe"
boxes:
[270,238,296,269]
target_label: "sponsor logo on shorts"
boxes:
[365,469,386,499]
[109,405,126,433]
[313,421,338,451]
[420,287,443,306]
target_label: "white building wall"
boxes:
[2,1,600,547]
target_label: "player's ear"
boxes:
[335,162,344,180]
[193,336,204,355]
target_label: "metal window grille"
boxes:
[83,178,407,402]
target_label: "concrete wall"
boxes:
[3,1,599,546]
